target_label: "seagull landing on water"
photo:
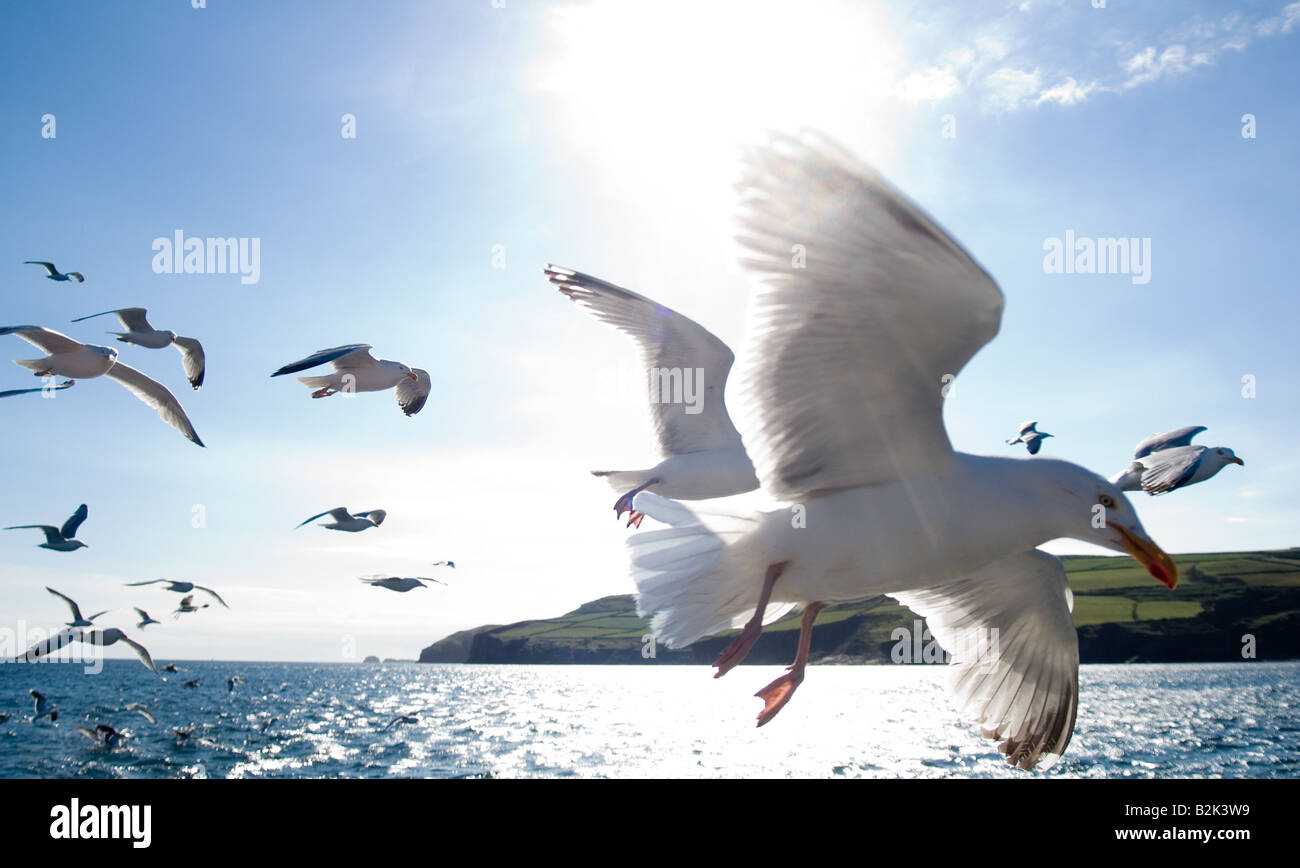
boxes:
[0,326,204,445]
[0,379,74,399]
[125,579,229,608]
[30,690,58,723]
[76,724,125,748]
[271,344,430,417]
[360,575,446,593]
[19,628,157,672]
[1006,421,1053,455]
[46,587,108,627]
[70,308,205,390]
[5,503,89,551]
[545,265,759,528]
[1109,425,1244,495]
[625,133,1178,771]
[295,507,387,532]
[25,261,83,282]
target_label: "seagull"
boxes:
[625,133,1177,770]
[125,579,229,608]
[19,627,157,672]
[0,713,9,724]
[1109,426,1244,495]
[173,595,209,618]
[46,586,108,627]
[360,575,445,592]
[431,560,455,569]
[381,713,419,731]
[1006,421,1053,455]
[173,723,196,742]
[123,703,156,725]
[271,344,430,416]
[5,503,89,551]
[70,308,205,390]
[0,326,203,445]
[295,507,387,532]
[227,676,244,693]
[134,608,161,629]
[160,663,185,673]
[25,260,83,282]
[76,724,124,747]
[183,678,201,689]
[545,265,759,528]
[0,379,74,398]
[30,690,58,723]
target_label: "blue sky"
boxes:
[0,0,1296,662]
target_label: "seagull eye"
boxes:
[1098,494,1115,509]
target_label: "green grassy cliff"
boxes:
[418,549,1300,665]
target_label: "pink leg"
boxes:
[614,478,660,527]
[755,601,825,727]
[713,562,787,679]
[311,388,337,398]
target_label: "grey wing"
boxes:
[270,344,373,377]
[46,587,82,621]
[119,635,158,673]
[1138,446,1205,495]
[0,325,86,355]
[891,550,1079,771]
[0,380,74,398]
[21,627,86,661]
[172,336,205,390]
[545,265,742,455]
[71,307,152,332]
[295,508,344,528]
[6,525,62,544]
[103,361,205,446]
[24,261,58,275]
[1133,425,1207,459]
[395,368,430,416]
[124,579,166,586]
[194,585,230,608]
[61,504,88,538]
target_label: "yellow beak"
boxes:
[1116,524,1178,589]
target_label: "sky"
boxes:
[0,0,1296,663]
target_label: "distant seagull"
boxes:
[46,586,108,627]
[71,308,205,390]
[125,579,229,608]
[18,627,156,673]
[173,723,195,742]
[1006,420,1053,455]
[431,560,455,569]
[0,325,203,445]
[25,260,83,282]
[183,678,201,689]
[295,507,387,532]
[227,676,244,693]
[545,265,759,528]
[271,344,430,416]
[256,716,276,733]
[134,608,160,629]
[1110,425,1244,495]
[173,594,209,618]
[5,503,89,551]
[123,703,156,725]
[381,713,419,731]
[30,690,58,723]
[0,379,74,398]
[161,663,184,673]
[360,575,445,593]
[0,713,9,724]
[76,724,124,747]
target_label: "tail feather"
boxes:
[296,375,335,389]
[13,358,47,372]
[628,492,791,649]
[590,469,654,493]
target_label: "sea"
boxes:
[2,660,1296,778]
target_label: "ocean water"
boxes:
[1,660,1296,778]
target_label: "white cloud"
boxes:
[898,66,963,103]
[981,67,1041,112]
[1256,2,1300,36]
[1036,76,1097,106]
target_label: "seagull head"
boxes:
[1064,475,1178,589]
[1211,447,1244,468]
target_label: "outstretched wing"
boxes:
[0,325,86,355]
[103,361,205,446]
[0,380,74,398]
[1133,425,1207,459]
[194,585,230,608]
[5,525,62,544]
[733,132,1004,500]
[1137,445,1205,495]
[46,586,83,621]
[395,368,430,417]
[891,549,1079,771]
[24,261,58,276]
[172,336,205,390]
[545,265,743,456]
[71,307,153,332]
[61,503,88,539]
[19,627,87,662]
[296,507,353,528]
[119,635,158,673]
[270,344,374,377]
